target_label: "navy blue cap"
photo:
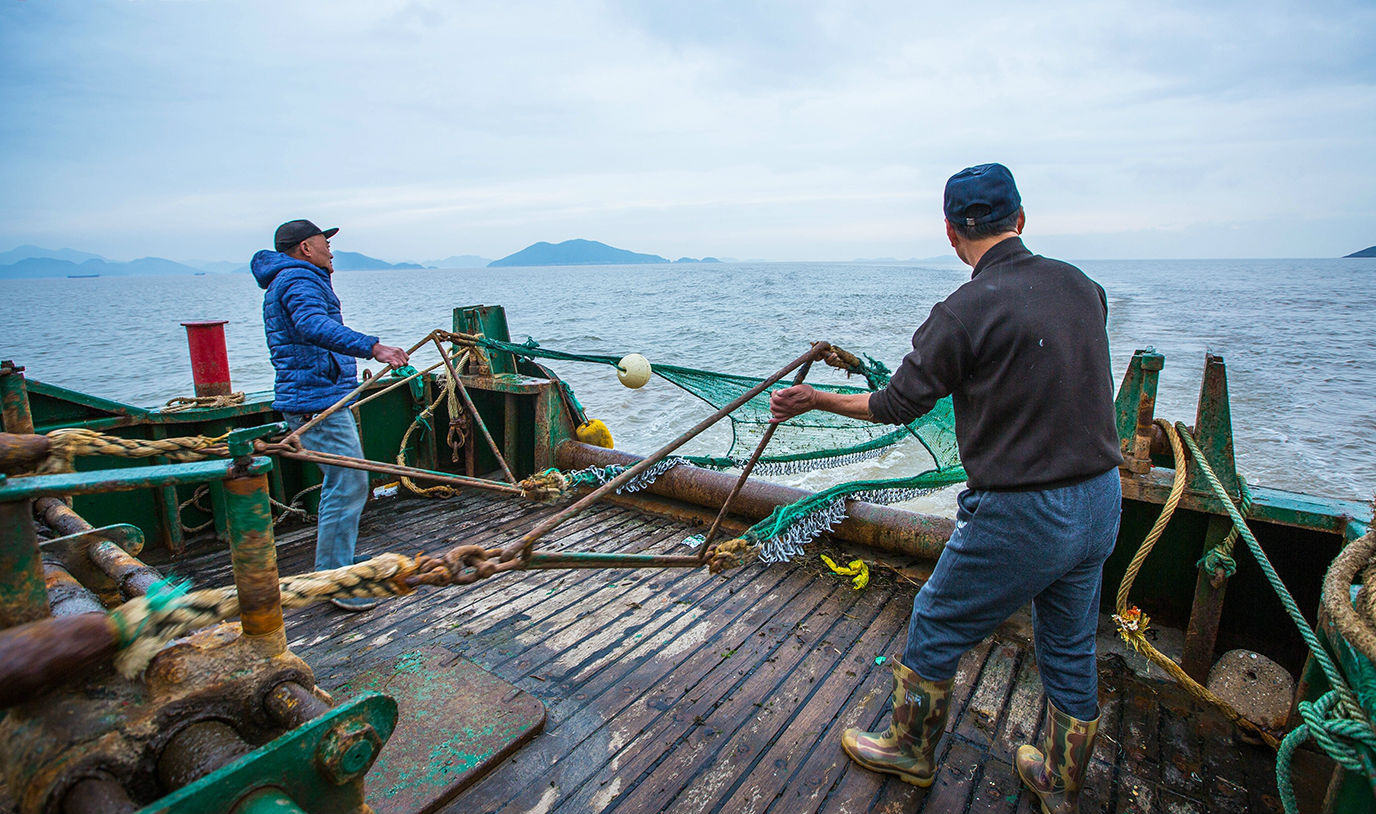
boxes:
[274,219,339,253]
[943,163,1021,226]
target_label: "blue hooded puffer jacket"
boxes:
[251,251,379,413]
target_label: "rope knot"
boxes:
[708,538,754,574]
[520,468,571,502]
[1112,605,1152,653]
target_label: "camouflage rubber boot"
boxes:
[1015,700,1100,814]
[840,658,953,787]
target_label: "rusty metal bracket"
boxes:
[137,692,398,814]
[1188,354,1240,498]
[1113,348,1164,475]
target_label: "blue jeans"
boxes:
[285,411,371,572]
[903,467,1122,719]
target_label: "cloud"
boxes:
[1,0,1373,261]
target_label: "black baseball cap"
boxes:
[943,163,1021,226]
[274,219,339,253]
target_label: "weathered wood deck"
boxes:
[169,489,1307,814]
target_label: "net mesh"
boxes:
[476,336,961,473]
[474,336,966,560]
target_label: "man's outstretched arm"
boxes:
[770,385,874,423]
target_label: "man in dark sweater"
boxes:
[770,164,1122,814]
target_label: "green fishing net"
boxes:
[474,336,966,561]
[475,336,960,474]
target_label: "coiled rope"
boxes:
[161,393,246,413]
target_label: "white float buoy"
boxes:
[617,354,652,388]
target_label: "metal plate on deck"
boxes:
[334,646,546,814]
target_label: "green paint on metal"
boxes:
[0,457,273,501]
[136,693,397,814]
[230,787,309,814]
[0,500,51,626]
[226,423,289,459]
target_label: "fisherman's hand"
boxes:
[372,343,410,367]
[770,384,818,423]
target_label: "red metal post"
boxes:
[180,320,232,397]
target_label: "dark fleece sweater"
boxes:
[868,237,1123,491]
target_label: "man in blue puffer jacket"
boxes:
[251,219,409,611]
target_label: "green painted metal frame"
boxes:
[0,457,274,501]
[135,692,398,814]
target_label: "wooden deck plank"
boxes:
[956,640,1022,748]
[452,565,819,813]
[993,646,1047,764]
[156,490,1298,814]
[966,757,1024,814]
[711,588,912,814]
[291,504,663,668]
[811,638,996,814]
[618,584,889,814]
[645,584,898,814]
[527,580,861,814]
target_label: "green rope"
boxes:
[111,576,191,646]
[1195,475,1254,579]
[388,364,426,402]
[1174,423,1374,811]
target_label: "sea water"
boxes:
[4,257,1374,510]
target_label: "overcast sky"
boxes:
[2,0,1374,264]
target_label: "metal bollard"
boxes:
[180,320,233,398]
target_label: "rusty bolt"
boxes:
[315,720,382,785]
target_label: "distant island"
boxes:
[0,241,718,278]
[0,245,444,279]
[1345,246,1376,258]
[489,239,721,267]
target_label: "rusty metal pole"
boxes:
[264,680,333,729]
[504,343,830,562]
[43,561,106,616]
[157,720,254,791]
[0,361,36,434]
[36,497,165,598]
[224,469,286,655]
[0,497,52,628]
[557,441,954,561]
[696,351,818,559]
[0,432,49,472]
[0,612,121,708]
[63,775,138,814]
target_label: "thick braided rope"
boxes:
[109,553,421,677]
[1115,418,1188,613]
[161,392,247,413]
[1321,514,1376,664]
[1113,419,1279,747]
[41,428,228,474]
